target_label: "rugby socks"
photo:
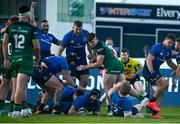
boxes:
[9,101,15,112]
[13,104,22,111]
[137,94,150,101]
[99,93,106,102]
[132,107,139,116]
[107,105,111,113]
[21,101,29,109]
[150,96,157,102]
[37,103,45,111]
[137,94,145,101]
[0,100,5,110]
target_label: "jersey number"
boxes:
[13,34,25,49]
[8,43,12,55]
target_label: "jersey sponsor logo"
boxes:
[157,57,166,62]
[41,39,51,44]
[110,70,122,73]
[71,45,85,49]
[11,29,28,33]
[70,40,74,44]
[160,52,163,56]
[96,48,104,53]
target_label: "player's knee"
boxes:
[161,80,168,89]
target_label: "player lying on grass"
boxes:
[68,88,100,115]
[110,81,144,118]
[33,84,84,114]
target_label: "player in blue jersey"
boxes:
[32,56,78,115]
[110,81,143,117]
[143,33,177,118]
[28,2,59,59]
[58,21,90,88]
[68,88,100,115]
[58,85,84,114]
[37,20,59,58]
[37,84,84,114]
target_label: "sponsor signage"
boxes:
[96,3,180,20]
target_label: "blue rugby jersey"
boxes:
[61,29,89,66]
[37,28,58,58]
[111,91,132,112]
[42,56,68,74]
[72,94,99,113]
[145,43,172,71]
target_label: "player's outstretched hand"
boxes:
[150,71,159,82]
[31,2,37,8]
[4,59,12,69]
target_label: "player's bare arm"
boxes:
[61,69,78,88]
[30,2,37,27]
[146,53,159,82]
[77,55,104,70]
[146,53,155,72]
[2,33,11,69]
[32,39,41,67]
[57,45,65,56]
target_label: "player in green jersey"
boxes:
[2,5,41,118]
[77,33,125,115]
[77,33,149,115]
[0,15,19,116]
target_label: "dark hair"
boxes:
[41,19,48,23]
[87,33,96,43]
[121,48,129,54]
[90,88,100,97]
[75,89,84,97]
[105,37,113,41]
[74,20,83,27]
[9,15,19,24]
[19,4,30,14]
[165,33,176,42]
[176,37,180,43]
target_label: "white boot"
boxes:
[11,111,21,118]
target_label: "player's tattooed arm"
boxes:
[166,59,177,70]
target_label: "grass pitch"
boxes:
[0,106,180,123]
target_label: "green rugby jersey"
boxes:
[6,21,38,57]
[92,40,124,74]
